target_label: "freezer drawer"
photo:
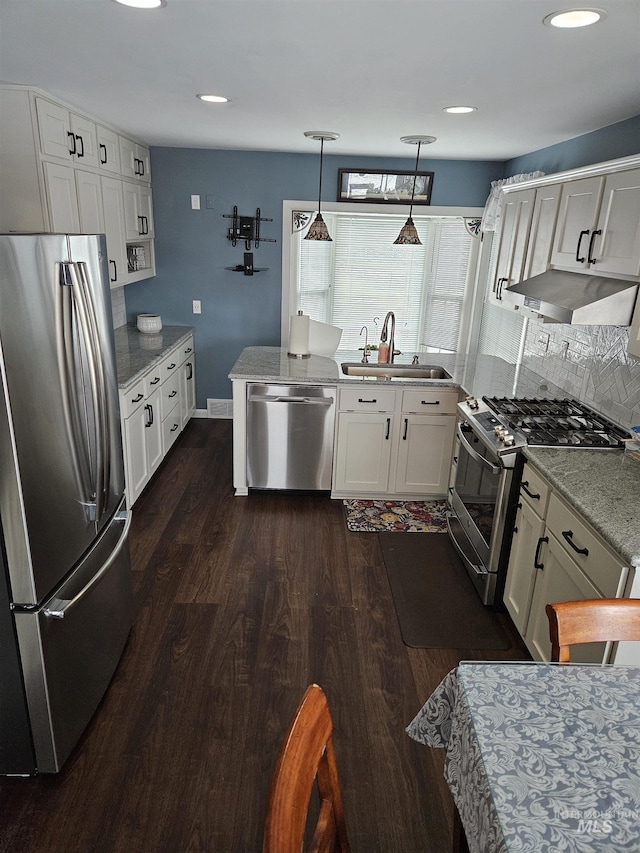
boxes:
[246,383,336,490]
[14,507,133,773]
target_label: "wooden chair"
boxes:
[263,684,350,853]
[546,598,640,662]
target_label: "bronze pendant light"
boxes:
[304,131,339,241]
[394,135,436,245]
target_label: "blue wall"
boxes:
[505,114,640,176]
[124,150,503,404]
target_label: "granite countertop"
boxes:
[524,447,640,571]
[228,345,559,399]
[114,323,194,389]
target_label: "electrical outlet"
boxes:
[191,195,200,210]
[537,332,550,353]
[192,300,201,314]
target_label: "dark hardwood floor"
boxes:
[0,419,528,852]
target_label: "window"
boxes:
[292,209,478,354]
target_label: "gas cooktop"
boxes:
[482,396,628,449]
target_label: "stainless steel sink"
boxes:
[340,362,451,379]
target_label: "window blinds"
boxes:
[297,212,473,353]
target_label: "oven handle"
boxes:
[456,422,500,474]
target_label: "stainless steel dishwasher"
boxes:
[246,383,336,490]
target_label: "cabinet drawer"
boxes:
[339,387,397,412]
[119,376,146,418]
[144,364,163,396]
[160,373,180,421]
[546,493,626,597]
[401,388,458,414]
[178,336,194,366]
[161,351,180,382]
[162,408,182,453]
[519,463,551,516]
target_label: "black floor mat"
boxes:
[378,532,511,649]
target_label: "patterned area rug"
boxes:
[343,499,449,533]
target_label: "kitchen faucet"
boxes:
[360,326,370,362]
[379,311,400,363]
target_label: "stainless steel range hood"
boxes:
[503,269,638,325]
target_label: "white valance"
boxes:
[480,172,545,234]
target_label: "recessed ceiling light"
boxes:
[443,106,477,114]
[197,94,230,104]
[112,0,167,8]
[543,8,606,28]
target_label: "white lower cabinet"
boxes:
[332,386,458,499]
[504,462,630,663]
[119,335,195,505]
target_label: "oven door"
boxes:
[448,421,517,604]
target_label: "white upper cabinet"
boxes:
[491,187,535,306]
[523,183,562,280]
[119,135,151,182]
[551,168,640,276]
[36,97,100,168]
[97,125,121,175]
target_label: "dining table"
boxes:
[407,661,640,852]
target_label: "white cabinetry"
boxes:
[333,389,396,494]
[491,188,535,306]
[522,184,562,280]
[551,168,640,276]
[0,85,155,287]
[119,335,196,506]
[395,390,456,494]
[36,97,100,167]
[332,385,458,498]
[504,463,630,663]
[178,338,196,427]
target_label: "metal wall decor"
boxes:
[223,206,276,249]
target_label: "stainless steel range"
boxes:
[447,395,628,606]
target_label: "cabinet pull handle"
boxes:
[534,536,548,570]
[168,390,177,398]
[403,418,408,440]
[170,423,179,432]
[150,376,160,385]
[131,393,144,403]
[421,400,440,406]
[145,403,154,427]
[521,480,540,500]
[100,143,107,165]
[138,215,144,235]
[167,362,176,370]
[562,529,589,556]
[109,259,117,282]
[587,229,602,264]
[141,216,149,235]
[184,347,193,354]
[186,362,193,380]
[75,134,84,158]
[385,417,391,440]
[67,131,76,156]
[358,398,377,403]
[576,229,589,263]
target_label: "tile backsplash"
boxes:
[521,317,640,429]
[111,286,127,329]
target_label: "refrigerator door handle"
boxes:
[63,261,110,524]
[43,510,132,619]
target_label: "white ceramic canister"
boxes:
[137,314,163,334]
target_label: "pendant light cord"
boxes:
[317,137,324,213]
[408,140,422,218]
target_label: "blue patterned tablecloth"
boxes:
[407,663,640,853]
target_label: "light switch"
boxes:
[191,195,201,210]
[192,300,201,314]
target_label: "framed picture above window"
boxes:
[337,169,434,205]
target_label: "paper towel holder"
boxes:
[288,310,311,358]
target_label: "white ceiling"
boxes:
[1,0,639,161]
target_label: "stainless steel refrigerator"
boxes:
[0,233,133,774]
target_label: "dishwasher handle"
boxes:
[248,393,334,405]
